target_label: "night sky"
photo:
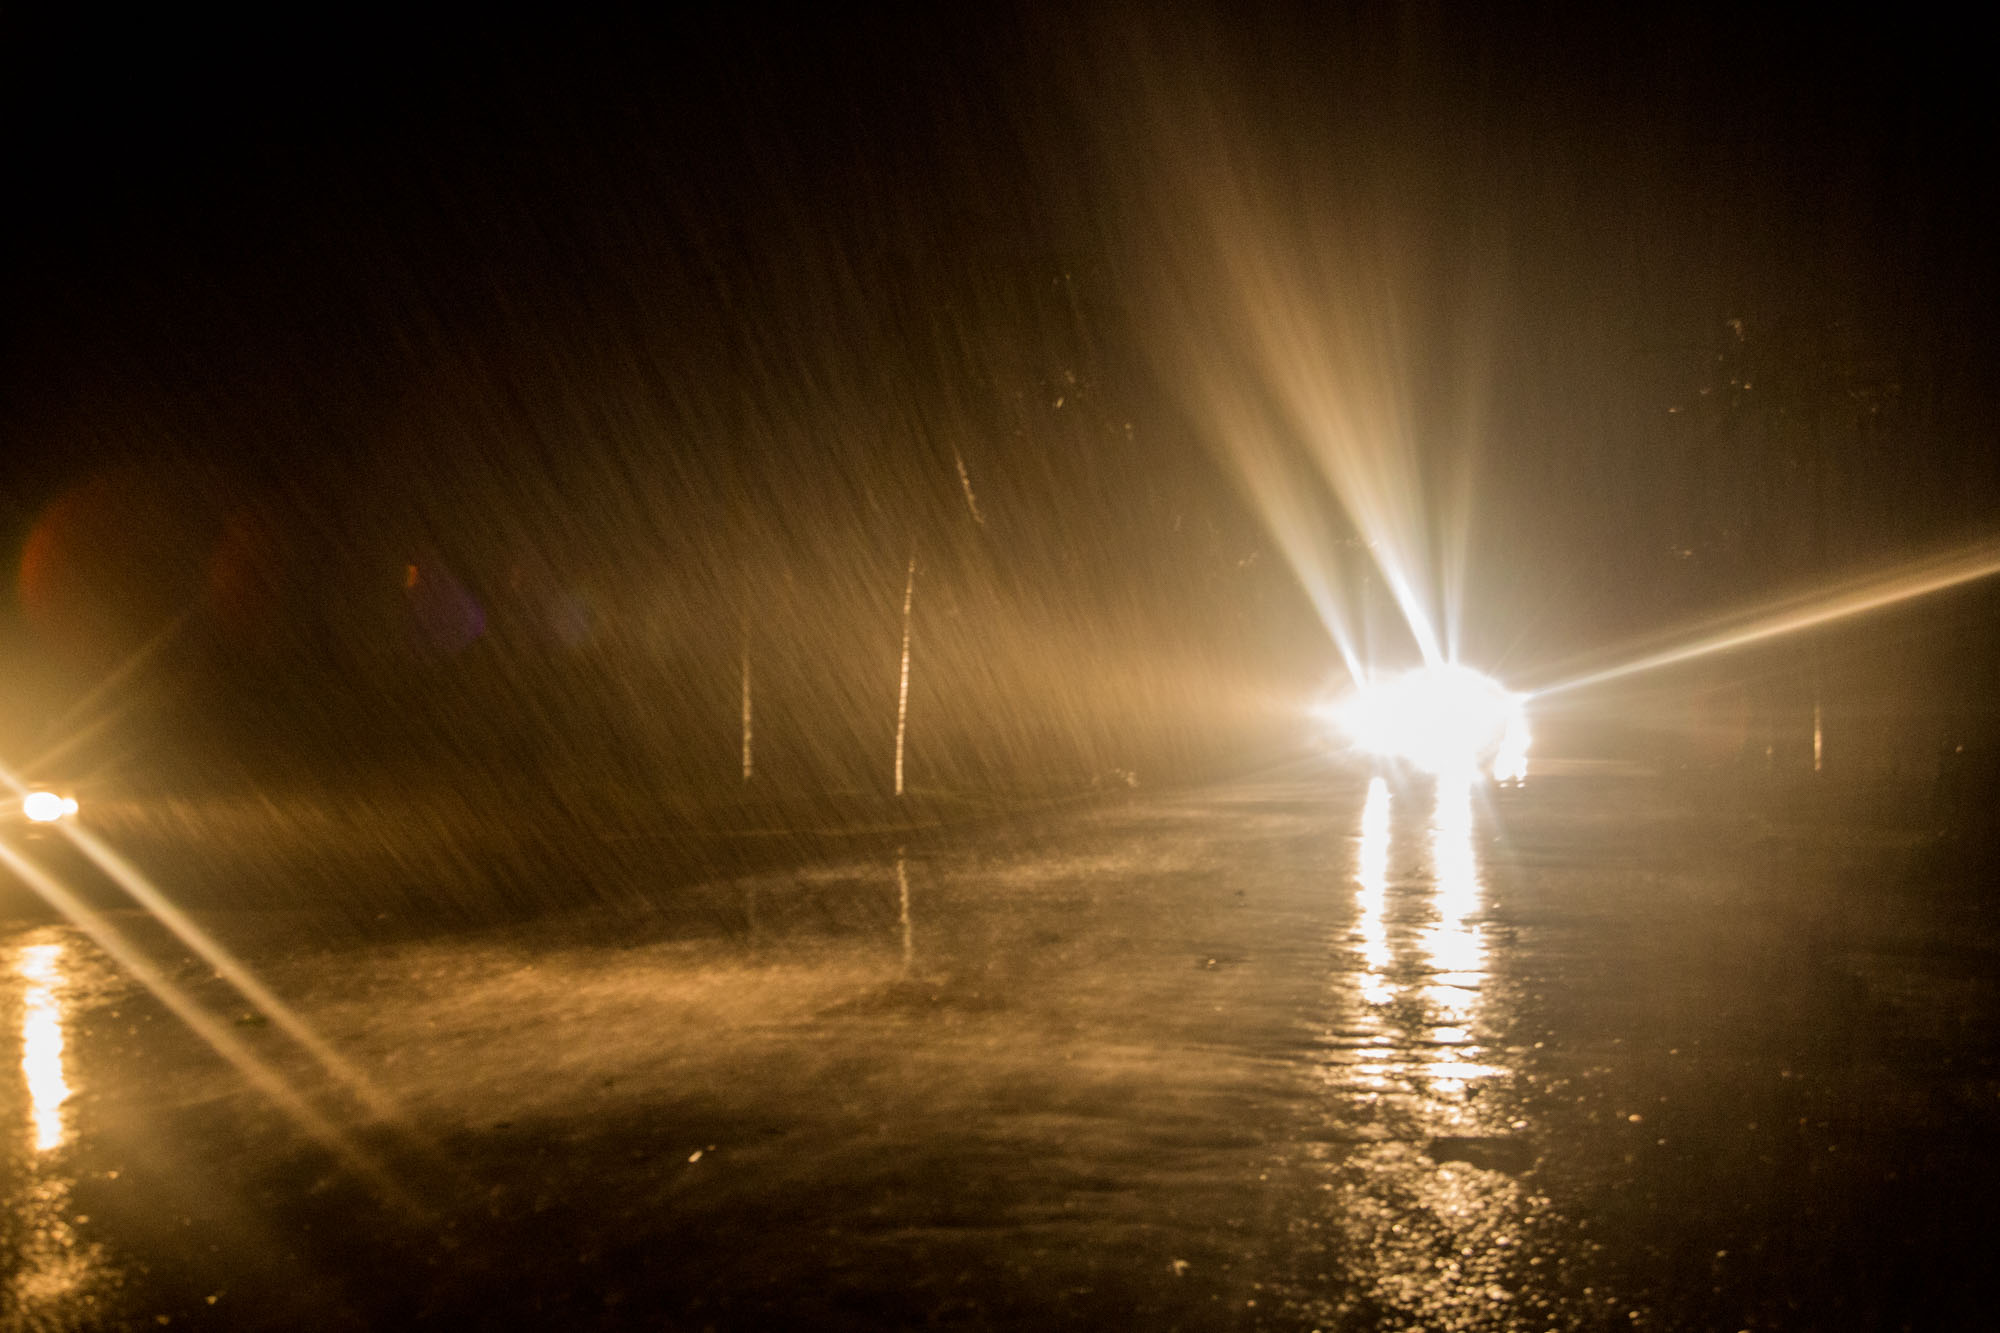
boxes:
[4,7,1995,793]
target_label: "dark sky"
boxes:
[3,5,1995,781]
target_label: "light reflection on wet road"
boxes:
[5,929,123,1327]
[1304,768,1568,1328]
[4,771,2000,1328]
[1304,774,1548,1331]
[19,941,72,1153]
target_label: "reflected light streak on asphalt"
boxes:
[1531,538,2000,698]
[6,1174,103,1315]
[896,848,915,975]
[0,841,421,1214]
[1324,774,1548,1328]
[1355,778,1394,1006]
[1422,774,1483,988]
[6,935,113,1320]
[1336,768,1496,1096]
[17,943,70,1152]
[57,821,409,1127]
[1419,774,1500,1096]
[1339,775,1499,1097]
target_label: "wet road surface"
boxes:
[4,766,1998,1329]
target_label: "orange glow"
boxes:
[17,470,210,658]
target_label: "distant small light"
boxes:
[23,792,76,823]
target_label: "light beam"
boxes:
[1531,540,2000,698]
[61,822,410,1126]
[0,841,420,1213]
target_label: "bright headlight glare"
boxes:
[22,792,76,823]
[1331,664,1528,777]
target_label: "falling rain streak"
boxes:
[0,10,1992,1327]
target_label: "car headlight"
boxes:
[22,792,79,823]
[1324,664,1530,781]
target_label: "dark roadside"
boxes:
[1469,761,2000,1333]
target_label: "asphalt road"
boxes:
[3,765,1997,1330]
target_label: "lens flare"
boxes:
[1532,540,2000,698]
[59,822,408,1127]
[0,840,418,1210]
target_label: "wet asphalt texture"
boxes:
[4,766,1998,1330]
